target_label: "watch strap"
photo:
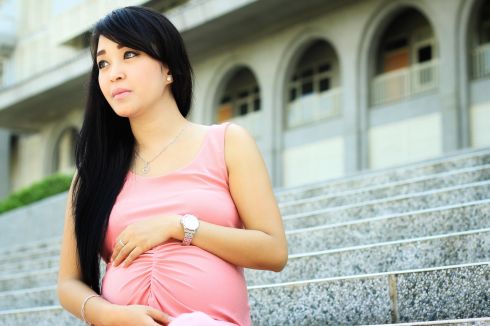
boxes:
[182,229,195,246]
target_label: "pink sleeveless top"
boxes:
[100,122,251,325]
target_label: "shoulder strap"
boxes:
[200,122,233,185]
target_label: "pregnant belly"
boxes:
[101,242,250,322]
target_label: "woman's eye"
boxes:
[97,51,138,70]
[97,60,108,69]
[124,51,138,59]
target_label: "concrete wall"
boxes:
[0,191,67,247]
[10,109,82,191]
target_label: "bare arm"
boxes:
[57,175,171,326]
[56,175,115,326]
[185,123,288,271]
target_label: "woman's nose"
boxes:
[110,65,126,82]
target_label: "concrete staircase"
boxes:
[0,147,489,325]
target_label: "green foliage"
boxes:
[0,173,73,215]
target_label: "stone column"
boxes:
[435,1,464,152]
[0,128,10,199]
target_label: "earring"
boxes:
[166,75,173,82]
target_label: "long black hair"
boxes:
[72,6,193,293]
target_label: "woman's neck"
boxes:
[129,97,189,153]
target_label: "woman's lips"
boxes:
[113,91,131,100]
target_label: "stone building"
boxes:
[0,0,489,198]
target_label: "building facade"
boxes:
[0,0,489,198]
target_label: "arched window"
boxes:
[0,60,4,88]
[53,127,77,174]
[473,0,490,79]
[215,67,261,137]
[286,40,341,128]
[372,8,438,105]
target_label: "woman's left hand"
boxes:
[111,214,181,267]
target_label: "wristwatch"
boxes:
[180,214,200,246]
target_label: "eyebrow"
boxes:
[96,44,125,57]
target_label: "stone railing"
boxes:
[371,59,439,106]
[287,88,342,128]
[472,43,490,79]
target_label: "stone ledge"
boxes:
[248,263,490,325]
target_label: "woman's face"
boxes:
[96,35,171,118]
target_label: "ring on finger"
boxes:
[118,238,126,247]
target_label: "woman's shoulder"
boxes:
[222,122,261,173]
[192,121,245,138]
[222,122,252,142]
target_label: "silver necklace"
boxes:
[134,123,190,174]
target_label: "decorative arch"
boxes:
[463,0,490,79]
[204,60,262,138]
[273,28,341,131]
[459,0,490,149]
[355,0,441,168]
[44,124,78,175]
[360,1,439,106]
[203,58,260,124]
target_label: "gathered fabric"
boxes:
[101,122,251,325]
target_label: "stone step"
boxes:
[1,200,488,277]
[0,267,57,292]
[3,200,488,275]
[2,229,487,292]
[274,147,490,202]
[0,305,84,326]
[0,286,57,310]
[245,229,490,286]
[0,236,60,257]
[2,201,488,280]
[286,199,490,253]
[279,164,490,215]
[248,263,490,325]
[1,264,488,325]
[0,309,488,326]
[282,180,490,227]
[380,318,490,325]
[2,201,487,275]
[0,260,106,292]
[0,256,59,275]
[0,246,60,265]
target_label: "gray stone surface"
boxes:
[381,318,490,325]
[0,192,67,249]
[248,264,490,325]
[0,306,84,326]
[0,268,57,292]
[248,276,392,325]
[0,247,60,265]
[0,286,57,310]
[275,150,490,202]
[0,236,60,256]
[0,256,59,274]
[279,165,490,215]
[397,264,490,322]
[286,200,490,252]
[246,230,490,285]
[1,143,490,325]
[282,181,490,226]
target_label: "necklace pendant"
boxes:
[142,163,150,174]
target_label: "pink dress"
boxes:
[100,122,251,325]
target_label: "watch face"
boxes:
[184,215,199,230]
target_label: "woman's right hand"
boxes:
[108,304,174,326]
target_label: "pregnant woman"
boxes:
[57,6,287,326]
